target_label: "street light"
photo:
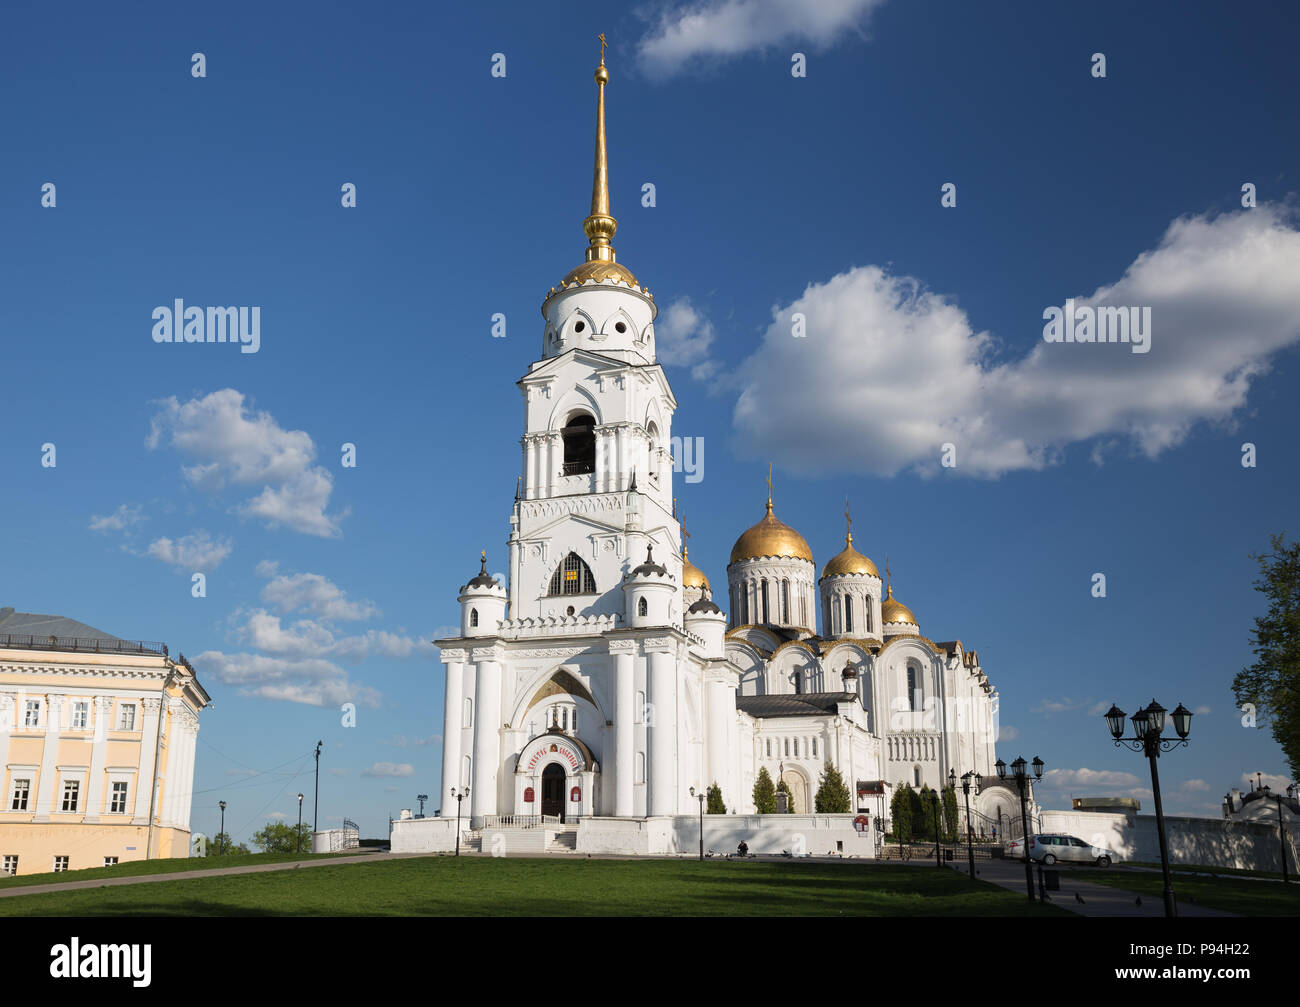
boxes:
[950,767,982,879]
[450,786,470,857]
[1258,781,1295,883]
[996,754,1044,902]
[928,788,942,868]
[689,786,705,861]
[218,800,226,856]
[416,794,428,818]
[297,793,304,854]
[1104,699,1192,917]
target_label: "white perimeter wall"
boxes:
[578,815,874,857]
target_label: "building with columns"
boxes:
[0,608,208,875]
[395,49,1002,856]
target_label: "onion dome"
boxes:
[687,597,723,616]
[681,547,710,591]
[880,585,918,626]
[630,544,669,578]
[730,500,814,565]
[464,551,500,590]
[821,531,879,579]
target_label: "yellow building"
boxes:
[0,608,209,875]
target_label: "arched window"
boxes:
[811,738,818,758]
[765,739,772,757]
[781,580,790,624]
[907,666,920,712]
[561,412,596,475]
[761,580,770,623]
[793,738,800,757]
[800,595,807,629]
[784,738,790,757]
[548,553,597,595]
[463,697,473,728]
[914,765,922,787]
[637,597,648,617]
[834,595,843,634]
[647,422,660,481]
[865,598,873,633]
[635,752,646,784]
[740,587,749,625]
[793,668,802,695]
[469,608,478,627]
[844,595,853,634]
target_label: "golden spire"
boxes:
[844,496,852,546]
[885,555,891,596]
[583,33,618,264]
[766,462,774,514]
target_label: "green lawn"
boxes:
[1121,861,1293,881]
[0,856,1070,916]
[0,851,358,890]
[1064,868,1300,916]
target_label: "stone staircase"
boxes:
[878,843,1000,862]
[547,828,579,853]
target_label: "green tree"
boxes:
[252,820,313,854]
[705,782,727,814]
[942,785,960,842]
[776,779,795,813]
[915,785,937,840]
[206,832,251,856]
[814,762,852,813]
[1234,533,1300,779]
[890,783,913,843]
[753,767,777,814]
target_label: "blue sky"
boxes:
[3,0,1298,842]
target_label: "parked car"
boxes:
[1008,833,1115,867]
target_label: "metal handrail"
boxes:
[0,633,168,657]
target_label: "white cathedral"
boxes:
[397,49,1004,856]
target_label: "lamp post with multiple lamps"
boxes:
[1259,782,1296,883]
[449,786,470,857]
[296,793,304,854]
[996,755,1043,902]
[218,800,226,855]
[950,768,982,879]
[928,788,943,868]
[1104,700,1193,918]
[689,786,705,860]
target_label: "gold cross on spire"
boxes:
[598,32,607,65]
[885,555,891,588]
[766,462,774,510]
[844,496,852,544]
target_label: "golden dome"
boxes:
[729,501,814,565]
[880,585,918,626]
[681,547,710,591]
[821,533,880,579]
[560,258,639,288]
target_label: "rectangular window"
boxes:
[60,780,80,813]
[24,700,40,728]
[462,697,473,729]
[52,856,69,872]
[103,857,119,867]
[10,778,30,811]
[784,738,790,757]
[812,739,818,758]
[1,855,16,876]
[71,701,89,730]
[118,704,136,731]
[635,752,646,785]
[110,781,129,814]
[765,739,771,757]
[793,738,800,757]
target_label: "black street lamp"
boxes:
[689,786,705,861]
[996,755,1044,902]
[1259,782,1295,883]
[450,786,470,856]
[218,800,226,856]
[950,768,982,879]
[1105,699,1192,917]
[297,793,304,854]
[928,788,942,868]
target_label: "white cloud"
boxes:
[329,768,350,777]
[1240,771,1291,792]
[391,734,441,749]
[1042,767,1143,791]
[194,649,381,708]
[260,572,378,621]
[146,531,233,571]
[267,812,288,821]
[1032,697,1091,715]
[637,0,885,79]
[1194,705,1211,715]
[656,298,720,381]
[1182,779,1210,792]
[362,762,414,778]
[90,504,144,533]
[724,206,1300,478]
[254,559,280,579]
[997,725,1019,741]
[146,388,345,537]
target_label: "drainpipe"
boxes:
[145,665,178,860]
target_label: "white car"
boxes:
[1009,833,1115,867]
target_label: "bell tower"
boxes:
[509,43,681,626]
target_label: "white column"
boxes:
[0,691,15,776]
[647,649,676,817]
[469,656,502,824]
[173,711,196,829]
[33,695,64,822]
[614,651,634,817]
[82,696,114,822]
[594,428,607,493]
[132,698,162,823]
[614,426,625,491]
[440,660,464,811]
[705,679,729,803]
[160,700,182,826]
[545,434,559,496]
[524,437,537,499]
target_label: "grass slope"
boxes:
[1065,869,1300,916]
[0,852,355,890]
[0,856,1069,917]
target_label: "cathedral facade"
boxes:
[409,50,1002,855]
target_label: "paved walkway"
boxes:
[965,859,1235,917]
[0,850,417,899]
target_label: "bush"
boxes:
[753,767,777,814]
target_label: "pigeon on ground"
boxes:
[1074,892,1085,904]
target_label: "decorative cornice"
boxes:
[439,648,469,663]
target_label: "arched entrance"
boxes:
[541,763,566,822]
[780,769,808,814]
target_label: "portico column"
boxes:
[469,653,502,824]
[614,426,626,491]
[132,698,163,824]
[33,695,64,822]
[646,648,676,817]
[82,696,114,821]
[613,649,634,816]
[594,428,607,493]
[440,658,465,808]
[524,437,537,499]
[0,692,16,779]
